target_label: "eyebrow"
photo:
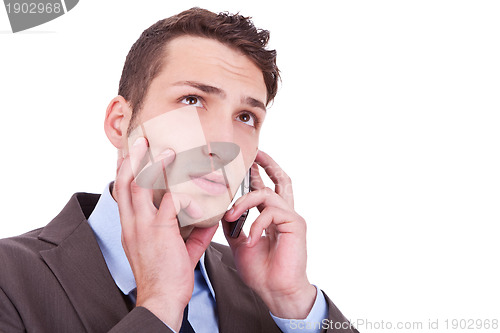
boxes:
[173,80,266,112]
[242,96,266,113]
[173,80,226,98]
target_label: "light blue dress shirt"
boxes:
[87,184,328,333]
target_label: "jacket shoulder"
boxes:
[0,192,100,278]
[0,228,51,269]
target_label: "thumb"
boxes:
[185,225,219,267]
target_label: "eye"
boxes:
[236,112,256,127]
[180,95,203,107]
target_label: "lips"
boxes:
[190,171,229,195]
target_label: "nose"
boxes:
[202,142,240,170]
[199,109,234,143]
[199,112,239,169]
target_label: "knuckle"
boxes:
[277,169,291,183]
[263,187,274,196]
[262,206,275,214]
[297,215,307,230]
[260,207,276,223]
[121,227,134,245]
[113,180,124,194]
[130,181,142,194]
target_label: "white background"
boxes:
[1,1,499,332]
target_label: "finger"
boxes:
[247,207,299,247]
[116,152,125,176]
[250,162,265,190]
[250,163,266,212]
[255,150,294,208]
[224,187,289,222]
[127,140,171,219]
[134,148,175,189]
[129,137,151,177]
[185,224,219,268]
[156,192,204,226]
[131,149,176,219]
[115,137,149,220]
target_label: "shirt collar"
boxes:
[87,182,215,299]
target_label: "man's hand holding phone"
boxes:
[222,150,317,320]
[114,137,218,332]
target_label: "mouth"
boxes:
[189,171,229,196]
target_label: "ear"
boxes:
[104,95,132,150]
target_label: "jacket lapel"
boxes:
[205,244,276,333]
[38,193,130,332]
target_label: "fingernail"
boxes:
[223,207,234,220]
[159,148,174,157]
[133,137,145,146]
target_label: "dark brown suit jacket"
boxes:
[0,193,358,333]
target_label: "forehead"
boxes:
[153,35,267,101]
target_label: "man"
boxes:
[0,8,358,333]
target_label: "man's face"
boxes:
[124,35,267,228]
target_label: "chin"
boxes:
[178,211,225,228]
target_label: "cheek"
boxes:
[237,138,259,170]
[232,125,260,168]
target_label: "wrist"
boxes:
[137,297,185,331]
[262,283,317,320]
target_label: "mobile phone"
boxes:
[229,168,251,238]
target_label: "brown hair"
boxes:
[118,7,280,133]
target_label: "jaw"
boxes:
[178,213,223,242]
